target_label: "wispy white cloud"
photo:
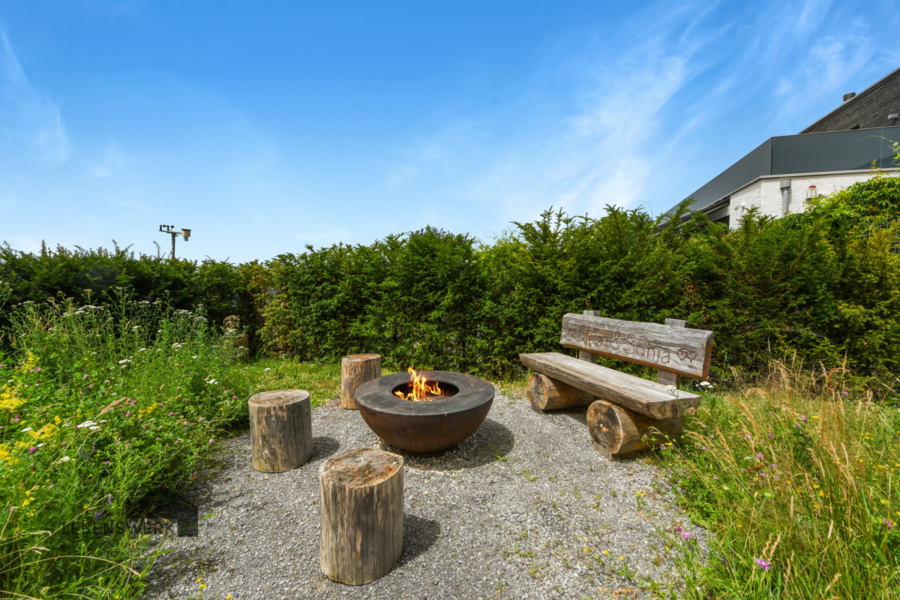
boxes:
[0,31,70,163]
[384,0,892,226]
[462,11,726,221]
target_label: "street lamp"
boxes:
[159,224,191,259]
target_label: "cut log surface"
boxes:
[519,352,700,419]
[559,313,713,380]
[320,448,404,585]
[587,399,682,458]
[248,390,313,473]
[527,373,594,411]
[341,354,382,410]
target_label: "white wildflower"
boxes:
[76,421,98,429]
[89,426,101,431]
[666,385,680,398]
[58,456,71,463]
[20,427,33,433]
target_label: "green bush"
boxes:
[0,244,262,352]
[0,294,253,597]
[259,227,484,371]
[4,174,900,380]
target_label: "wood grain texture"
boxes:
[559,313,713,380]
[319,448,404,585]
[578,310,602,363]
[526,373,594,411]
[341,354,382,410]
[586,399,682,457]
[656,318,687,386]
[519,352,700,419]
[248,390,313,473]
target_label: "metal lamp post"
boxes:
[159,224,191,259]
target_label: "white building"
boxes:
[668,67,900,227]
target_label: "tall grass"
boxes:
[655,362,900,598]
[0,293,276,598]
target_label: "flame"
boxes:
[394,367,443,401]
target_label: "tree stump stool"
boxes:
[586,399,682,460]
[248,390,313,472]
[341,354,381,410]
[319,448,403,585]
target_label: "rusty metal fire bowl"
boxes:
[354,370,494,453]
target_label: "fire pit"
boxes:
[354,370,494,453]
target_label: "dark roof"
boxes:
[665,126,900,216]
[800,66,900,133]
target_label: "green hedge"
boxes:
[0,244,262,353]
[4,174,900,380]
[256,175,900,379]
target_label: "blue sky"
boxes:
[1,1,898,263]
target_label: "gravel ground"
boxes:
[142,387,706,600]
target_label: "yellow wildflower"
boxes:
[0,446,15,464]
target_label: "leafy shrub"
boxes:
[4,174,900,380]
[0,243,261,352]
[0,293,258,597]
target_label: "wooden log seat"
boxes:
[249,389,314,472]
[341,354,382,410]
[319,448,404,585]
[526,372,594,411]
[520,312,713,459]
[587,400,683,459]
[519,352,700,419]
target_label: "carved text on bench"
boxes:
[582,330,698,366]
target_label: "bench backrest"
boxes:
[559,313,713,380]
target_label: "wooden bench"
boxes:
[520,311,713,459]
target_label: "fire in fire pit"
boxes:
[355,370,493,453]
[392,367,456,401]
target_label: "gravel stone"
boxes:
[142,387,707,599]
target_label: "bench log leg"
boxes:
[527,373,594,411]
[587,400,682,458]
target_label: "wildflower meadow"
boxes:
[0,292,338,598]
[652,363,900,599]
